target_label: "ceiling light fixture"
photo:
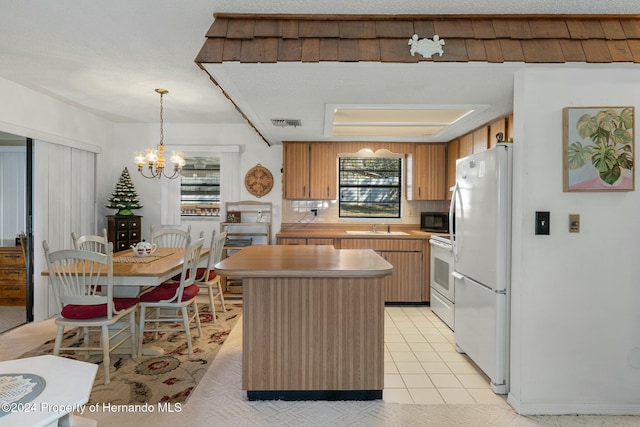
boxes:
[134,89,185,179]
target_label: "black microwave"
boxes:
[421,212,449,232]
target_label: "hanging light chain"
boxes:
[134,88,184,179]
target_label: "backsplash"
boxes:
[282,199,449,225]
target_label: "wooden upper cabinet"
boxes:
[446,139,459,201]
[410,143,446,201]
[489,117,507,148]
[283,142,310,199]
[283,142,337,200]
[472,126,489,153]
[458,133,473,159]
[309,143,337,200]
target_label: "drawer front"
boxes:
[0,269,26,282]
[116,241,130,251]
[117,219,131,230]
[0,252,24,267]
[0,284,26,299]
[340,238,422,251]
[117,230,129,241]
[116,218,141,230]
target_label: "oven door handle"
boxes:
[430,240,451,250]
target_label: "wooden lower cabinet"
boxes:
[377,251,422,302]
[0,246,26,306]
[339,239,423,302]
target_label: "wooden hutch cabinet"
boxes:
[0,245,26,306]
[106,215,142,252]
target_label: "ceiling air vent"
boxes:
[271,118,301,128]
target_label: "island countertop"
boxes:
[215,244,393,278]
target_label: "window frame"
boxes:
[338,150,403,219]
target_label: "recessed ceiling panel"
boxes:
[333,108,472,125]
[332,125,445,137]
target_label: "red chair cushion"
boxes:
[169,267,217,283]
[140,283,200,303]
[60,298,139,320]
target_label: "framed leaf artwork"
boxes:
[563,106,634,192]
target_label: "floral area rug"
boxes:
[19,303,241,405]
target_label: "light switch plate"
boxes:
[535,211,550,235]
[569,214,580,233]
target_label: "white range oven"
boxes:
[429,235,455,330]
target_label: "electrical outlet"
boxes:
[408,208,416,217]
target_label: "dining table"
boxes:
[41,246,210,356]
[42,247,210,297]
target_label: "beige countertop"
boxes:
[215,245,393,278]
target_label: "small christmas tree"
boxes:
[105,167,143,216]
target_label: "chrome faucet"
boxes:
[372,224,391,234]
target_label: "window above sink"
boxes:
[339,149,403,219]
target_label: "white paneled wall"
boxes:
[0,147,26,241]
[33,140,97,321]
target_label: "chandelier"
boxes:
[134,89,185,179]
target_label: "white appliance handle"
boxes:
[452,271,464,280]
[449,181,460,261]
[430,239,451,250]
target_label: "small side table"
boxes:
[0,355,97,427]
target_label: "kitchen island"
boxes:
[214,244,393,400]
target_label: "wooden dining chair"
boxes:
[42,240,138,385]
[150,225,191,248]
[194,229,227,322]
[137,235,203,357]
[71,228,109,253]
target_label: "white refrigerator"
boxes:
[450,143,512,394]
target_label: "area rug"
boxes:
[19,303,241,405]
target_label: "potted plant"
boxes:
[567,108,634,187]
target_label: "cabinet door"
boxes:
[309,143,337,200]
[459,133,473,158]
[411,144,446,200]
[379,251,422,302]
[446,139,459,201]
[472,126,489,153]
[283,142,310,199]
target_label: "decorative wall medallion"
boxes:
[408,34,445,58]
[244,164,274,197]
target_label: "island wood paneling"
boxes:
[242,276,384,391]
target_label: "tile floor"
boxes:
[383,305,508,406]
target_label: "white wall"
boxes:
[105,123,282,242]
[0,147,26,241]
[0,76,112,149]
[509,66,640,414]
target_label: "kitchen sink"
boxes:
[345,230,409,235]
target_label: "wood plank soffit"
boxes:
[197,15,640,65]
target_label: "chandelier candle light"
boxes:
[134,88,185,179]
